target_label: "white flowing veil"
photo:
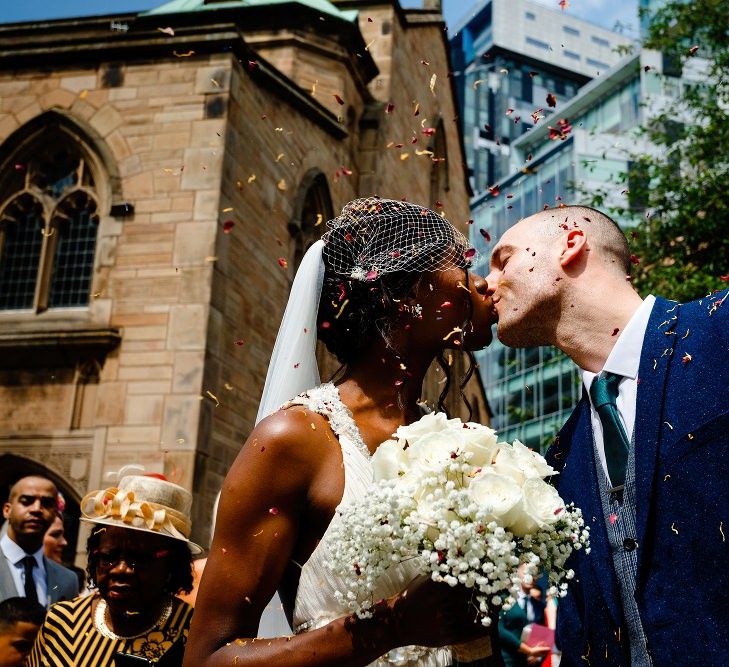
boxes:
[257,239,325,637]
[211,240,325,637]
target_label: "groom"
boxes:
[485,205,729,666]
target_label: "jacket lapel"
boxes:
[569,401,623,627]
[0,554,19,599]
[633,297,680,580]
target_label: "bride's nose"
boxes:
[472,275,488,297]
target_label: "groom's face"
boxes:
[485,216,562,347]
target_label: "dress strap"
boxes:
[285,384,371,460]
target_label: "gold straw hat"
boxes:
[81,471,202,554]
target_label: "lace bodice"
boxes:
[287,384,452,667]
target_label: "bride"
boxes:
[184,198,499,666]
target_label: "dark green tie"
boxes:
[590,372,629,495]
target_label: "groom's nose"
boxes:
[484,271,498,296]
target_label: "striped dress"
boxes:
[28,593,193,666]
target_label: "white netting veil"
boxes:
[321,197,476,281]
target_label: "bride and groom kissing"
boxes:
[183,198,729,667]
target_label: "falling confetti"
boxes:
[334,93,345,105]
[385,102,395,113]
[479,229,491,241]
[157,26,175,36]
[422,127,436,136]
[558,0,569,9]
[247,174,256,183]
[277,179,287,191]
[235,339,245,346]
[173,50,195,57]
[546,93,557,107]
[429,74,437,95]
[688,45,699,56]
[277,258,288,269]
[205,390,220,407]
[223,220,235,233]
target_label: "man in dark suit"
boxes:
[485,205,729,665]
[1,477,78,607]
[498,564,550,667]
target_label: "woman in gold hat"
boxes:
[27,472,199,666]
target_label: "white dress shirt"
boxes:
[581,295,656,485]
[0,532,48,606]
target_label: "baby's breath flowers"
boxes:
[327,413,589,626]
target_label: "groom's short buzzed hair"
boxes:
[529,205,632,276]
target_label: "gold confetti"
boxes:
[365,38,375,51]
[157,26,175,36]
[664,474,671,481]
[205,390,220,407]
[442,327,463,341]
[671,522,678,535]
[211,78,220,87]
[222,207,233,212]
[205,256,218,262]
[688,433,694,440]
[310,423,316,430]
[315,213,323,226]
[310,80,317,95]
[277,179,287,191]
[173,50,195,57]
[472,79,485,90]
[275,153,285,162]
[413,102,420,116]
[415,149,434,156]
[247,174,256,183]
[41,228,55,237]
[429,73,437,94]
[79,89,88,99]
[400,153,410,161]
[224,383,234,391]
[176,438,185,444]
[681,329,690,339]
[663,421,673,430]
[721,522,726,542]
[334,298,350,319]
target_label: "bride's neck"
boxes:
[336,340,433,423]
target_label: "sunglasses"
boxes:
[93,549,169,571]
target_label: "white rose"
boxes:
[468,469,523,526]
[372,439,410,482]
[508,478,565,537]
[406,430,463,472]
[395,412,451,443]
[461,423,499,467]
[491,446,526,485]
[511,440,557,479]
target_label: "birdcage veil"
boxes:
[321,197,476,281]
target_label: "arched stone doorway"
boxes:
[0,454,82,567]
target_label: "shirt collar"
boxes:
[1,531,46,569]
[581,295,656,393]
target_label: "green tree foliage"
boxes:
[593,0,728,301]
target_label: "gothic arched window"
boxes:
[0,127,100,311]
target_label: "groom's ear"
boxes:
[559,229,587,268]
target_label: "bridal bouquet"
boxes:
[327,413,589,633]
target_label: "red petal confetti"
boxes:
[246,60,258,72]
[422,127,436,136]
[341,166,353,176]
[394,379,404,386]
[612,328,619,336]
[464,248,477,260]
[505,108,514,116]
[440,301,453,308]
[277,258,288,269]
[435,200,443,208]
[630,254,641,265]
[385,102,395,113]
[720,275,729,282]
[466,219,474,225]
[268,507,279,515]
[344,233,353,242]
[234,339,245,346]
[506,193,514,199]
[367,16,373,22]
[320,321,331,329]
[688,45,699,56]
[294,363,300,368]
[609,513,617,525]
[334,93,345,105]
[223,220,235,233]
[410,135,418,144]
[14,163,25,171]
[488,185,500,197]
[682,353,692,364]
[559,0,569,9]
[546,93,557,107]
[365,270,378,281]
[548,118,572,140]
[531,108,544,124]
[479,229,491,241]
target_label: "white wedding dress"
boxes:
[287,383,452,666]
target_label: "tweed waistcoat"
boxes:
[594,432,652,666]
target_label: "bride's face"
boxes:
[407,267,497,352]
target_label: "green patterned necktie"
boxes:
[590,372,630,494]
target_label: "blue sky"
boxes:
[1,0,639,36]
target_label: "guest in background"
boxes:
[0,477,78,607]
[42,516,67,565]
[28,473,198,666]
[0,597,45,667]
[498,564,551,667]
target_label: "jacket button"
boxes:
[623,537,638,551]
